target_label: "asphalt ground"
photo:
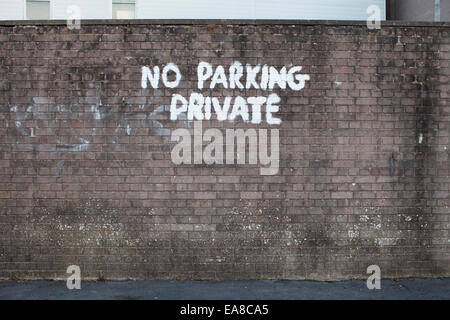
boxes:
[0,278,448,300]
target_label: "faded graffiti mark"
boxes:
[4,100,178,155]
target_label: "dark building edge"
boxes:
[0,19,449,28]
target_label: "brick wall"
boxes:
[0,20,449,280]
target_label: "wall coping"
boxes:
[0,19,449,28]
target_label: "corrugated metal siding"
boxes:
[0,0,386,20]
[136,0,386,20]
[51,0,112,20]
[0,0,24,20]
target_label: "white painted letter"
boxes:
[212,97,232,121]
[204,97,212,120]
[228,96,249,123]
[246,64,260,89]
[229,61,244,89]
[141,66,160,89]
[188,92,205,121]
[287,66,310,91]
[247,96,266,124]
[260,65,269,90]
[170,94,188,120]
[210,65,228,89]
[197,62,213,90]
[162,63,182,88]
[266,94,282,125]
[268,66,287,90]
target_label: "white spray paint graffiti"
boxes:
[5,97,174,156]
[4,60,310,176]
[141,61,310,126]
[141,61,310,175]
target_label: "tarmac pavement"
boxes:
[0,278,448,300]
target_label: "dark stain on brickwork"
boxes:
[389,153,396,176]
[410,34,443,275]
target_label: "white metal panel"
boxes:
[136,0,254,19]
[0,0,386,21]
[51,0,112,20]
[27,0,51,20]
[255,0,386,20]
[113,3,135,19]
[0,0,24,20]
[136,0,386,20]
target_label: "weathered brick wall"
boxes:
[0,20,449,280]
